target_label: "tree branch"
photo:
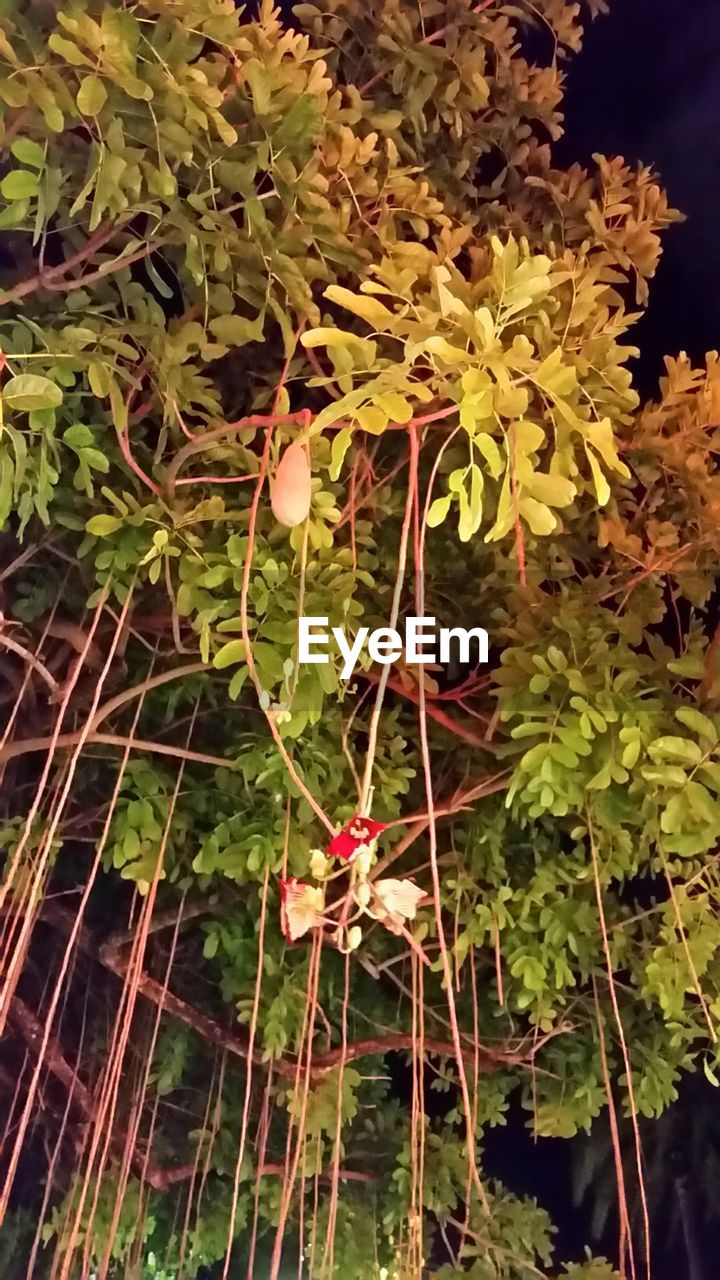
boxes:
[360,670,489,747]
[0,221,122,305]
[164,411,309,499]
[8,995,93,1117]
[39,901,513,1083]
[0,729,235,771]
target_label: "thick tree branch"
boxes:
[39,902,513,1082]
[8,995,93,1117]
[7,994,196,1193]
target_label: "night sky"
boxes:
[557,0,720,399]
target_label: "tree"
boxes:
[573,1073,720,1280]
[0,0,717,1276]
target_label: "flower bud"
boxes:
[354,846,374,878]
[354,880,371,908]
[271,442,311,528]
[309,849,329,879]
[347,925,362,951]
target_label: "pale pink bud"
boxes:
[271,442,311,527]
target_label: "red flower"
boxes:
[326,815,387,862]
[279,878,324,942]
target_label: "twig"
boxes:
[0,730,235,770]
[0,631,59,694]
[360,670,489,746]
[164,411,309,499]
[0,221,122,305]
[0,541,40,584]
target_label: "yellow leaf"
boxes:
[356,404,388,434]
[523,472,576,508]
[324,284,394,328]
[519,495,558,535]
[424,335,469,364]
[585,447,611,505]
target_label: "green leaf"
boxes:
[329,427,353,482]
[302,327,371,352]
[76,76,108,116]
[48,33,93,66]
[704,1058,720,1087]
[213,639,247,670]
[86,514,122,536]
[512,421,545,453]
[88,362,112,398]
[375,392,413,424]
[209,313,264,346]
[524,472,576,508]
[244,59,271,114]
[324,284,394,328]
[585,447,611,505]
[426,493,452,528]
[1,169,40,200]
[82,448,109,474]
[355,403,388,434]
[203,932,219,959]
[10,139,45,169]
[0,78,29,108]
[63,423,95,449]
[519,495,557,536]
[2,374,62,411]
[674,706,718,745]
[473,432,504,478]
[648,736,703,766]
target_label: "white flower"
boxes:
[279,879,324,942]
[372,878,426,928]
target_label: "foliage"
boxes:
[0,0,715,1277]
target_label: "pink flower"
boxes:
[326,815,387,862]
[279,878,324,942]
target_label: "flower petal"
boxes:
[279,878,324,941]
[326,815,387,861]
[347,816,387,842]
[373,878,426,923]
[326,830,359,861]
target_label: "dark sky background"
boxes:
[556,0,720,400]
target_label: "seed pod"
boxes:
[271,441,311,527]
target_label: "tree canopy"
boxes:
[0,0,718,1277]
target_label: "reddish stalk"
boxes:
[588,814,651,1277]
[221,868,271,1280]
[593,977,635,1280]
[269,932,324,1280]
[414,422,488,1212]
[0,583,115,1038]
[58,732,189,1280]
[321,948,350,1279]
